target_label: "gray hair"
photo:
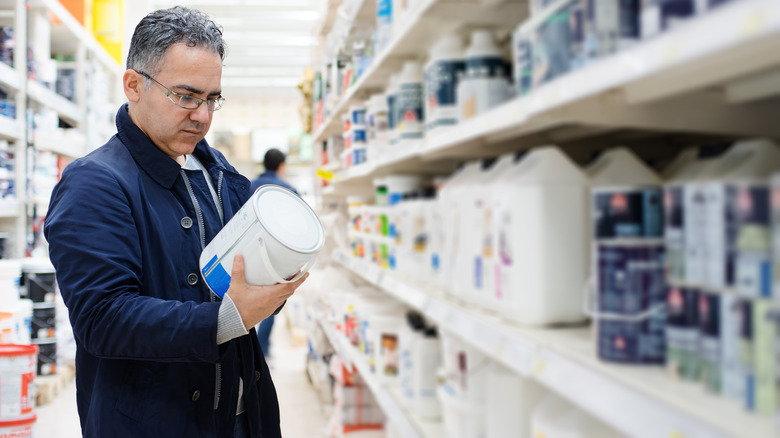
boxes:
[126,6,226,77]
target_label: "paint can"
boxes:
[595,241,667,364]
[0,345,37,420]
[200,185,325,298]
[31,339,56,376]
[20,258,56,303]
[0,415,35,438]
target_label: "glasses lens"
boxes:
[177,95,201,109]
[208,99,223,111]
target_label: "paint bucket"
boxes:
[0,344,37,420]
[20,258,56,303]
[31,339,56,376]
[0,415,35,438]
[200,185,325,298]
[30,303,55,340]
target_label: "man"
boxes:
[44,7,305,438]
[250,148,299,359]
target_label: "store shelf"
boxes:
[333,249,778,438]
[0,114,21,141]
[312,0,525,143]
[0,198,21,217]
[319,315,444,438]
[27,81,83,126]
[29,0,123,76]
[322,0,780,192]
[34,129,86,159]
[0,60,20,90]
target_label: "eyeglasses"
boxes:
[137,71,225,111]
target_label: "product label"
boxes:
[387,93,397,133]
[368,111,389,146]
[666,286,700,380]
[704,183,738,289]
[513,35,533,95]
[424,59,465,130]
[699,292,722,394]
[592,187,663,239]
[396,83,424,139]
[734,185,771,297]
[772,180,780,302]
[684,183,708,285]
[465,56,510,80]
[597,243,667,363]
[664,185,686,283]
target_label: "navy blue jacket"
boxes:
[250,171,298,195]
[45,105,281,438]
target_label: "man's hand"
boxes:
[225,254,309,329]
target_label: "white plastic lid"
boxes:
[0,259,21,276]
[399,61,422,83]
[428,34,464,62]
[466,30,502,58]
[21,257,55,273]
[254,186,324,254]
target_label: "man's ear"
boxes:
[123,70,143,103]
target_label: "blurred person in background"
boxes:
[250,148,300,358]
[44,7,305,438]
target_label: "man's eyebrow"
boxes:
[172,83,222,97]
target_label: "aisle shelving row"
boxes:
[332,249,776,438]
[318,0,780,193]
[0,0,123,258]
[317,312,444,438]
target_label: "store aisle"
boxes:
[35,310,330,437]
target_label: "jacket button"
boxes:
[187,273,198,286]
[255,370,261,382]
[192,390,200,401]
[180,217,193,229]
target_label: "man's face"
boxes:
[134,43,222,161]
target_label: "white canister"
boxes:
[200,185,325,298]
[0,260,21,312]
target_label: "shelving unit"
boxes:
[333,250,776,438]
[0,0,123,258]
[310,0,780,436]
[316,303,444,438]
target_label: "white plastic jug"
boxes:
[486,362,545,438]
[457,155,516,308]
[438,162,482,299]
[494,147,589,326]
[200,186,325,297]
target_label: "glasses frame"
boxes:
[136,71,225,111]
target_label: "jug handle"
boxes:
[258,236,315,284]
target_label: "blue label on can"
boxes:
[593,187,663,239]
[597,243,666,364]
[352,128,367,144]
[351,108,366,126]
[202,255,230,299]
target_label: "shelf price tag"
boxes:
[316,168,334,181]
[532,359,547,377]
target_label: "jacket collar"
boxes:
[115,103,219,189]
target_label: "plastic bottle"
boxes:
[412,326,441,419]
[396,61,424,142]
[376,0,394,52]
[424,34,465,131]
[458,30,512,121]
[366,93,389,163]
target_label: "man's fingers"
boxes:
[230,254,246,285]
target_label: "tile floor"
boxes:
[35,311,331,437]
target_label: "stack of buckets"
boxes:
[0,260,39,438]
[21,259,58,376]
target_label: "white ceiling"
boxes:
[135,0,320,96]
